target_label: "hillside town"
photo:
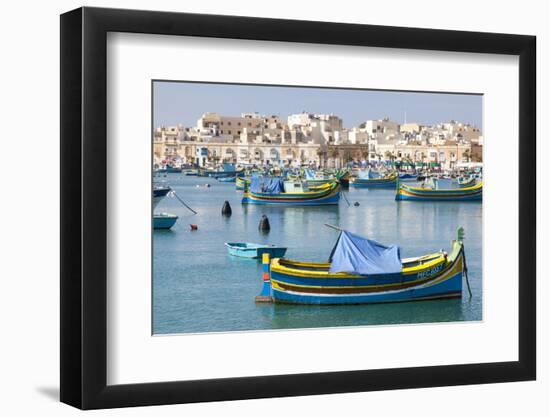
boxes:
[154,111,483,170]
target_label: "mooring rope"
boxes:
[170,190,198,215]
[462,247,473,298]
[341,190,351,207]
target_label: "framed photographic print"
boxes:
[60,6,536,410]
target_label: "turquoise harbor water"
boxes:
[153,174,482,335]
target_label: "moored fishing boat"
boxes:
[225,242,287,259]
[217,176,237,183]
[396,180,482,201]
[153,213,178,229]
[350,171,398,188]
[257,227,468,305]
[242,177,340,205]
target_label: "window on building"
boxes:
[228,122,232,126]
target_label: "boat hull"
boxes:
[153,213,178,229]
[271,273,462,304]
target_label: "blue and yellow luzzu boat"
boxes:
[242,177,340,206]
[396,180,482,201]
[257,229,467,305]
[350,172,398,188]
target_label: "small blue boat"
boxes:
[153,213,178,229]
[217,176,236,183]
[225,242,287,259]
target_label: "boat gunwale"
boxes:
[271,247,456,279]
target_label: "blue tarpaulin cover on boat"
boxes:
[328,231,402,275]
[250,177,285,194]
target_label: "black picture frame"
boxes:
[60,6,536,410]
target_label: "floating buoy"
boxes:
[354,202,360,206]
[258,215,270,232]
[190,224,198,231]
[206,184,211,188]
[221,201,232,216]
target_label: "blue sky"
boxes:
[153,81,482,130]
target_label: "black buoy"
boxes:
[222,200,232,216]
[354,202,360,206]
[258,215,270,232]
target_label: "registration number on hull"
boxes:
[417,263,445,280]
